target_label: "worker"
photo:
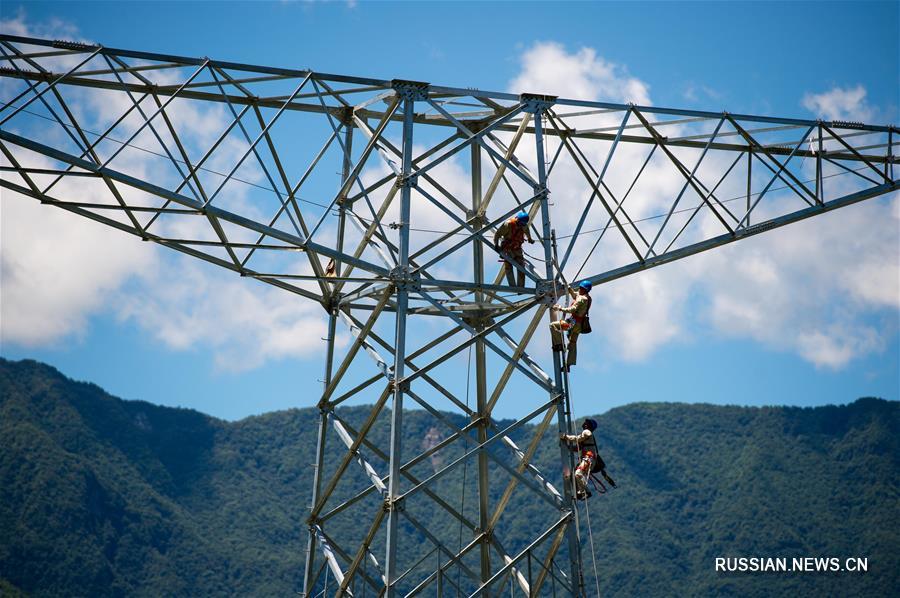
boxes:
[324,258,337,278]
[561,418,600,500]
[493,210,534,287]
[550,280,592,373]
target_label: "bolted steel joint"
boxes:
[391,377,410,393]
[466,120,488,133]
[831,119,866,130]
[52,39,98,51]
[466,209,487,228]
[338,106,354,126]
[324,293,341,312]
[461,311,491,328]
[394,173,418,189]
[469,413,487,428]
[520,92,558,114]
[388,264,418,283]
[535,280,556,303]
[391,79,430,102]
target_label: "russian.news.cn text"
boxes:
[715,557,868,573]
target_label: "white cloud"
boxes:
[698,195,899,368]
[795,326,882,370]
[683,83,722,105]
[1,160,156,345]
[113,259,331,372]
[509,42,650,105]
[802,85,875,122]
[0,8,81,41]
[600,268,685,361]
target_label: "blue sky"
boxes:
[1,1,898,420]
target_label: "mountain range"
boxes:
[1,358,897,596]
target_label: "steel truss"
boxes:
[1,35,897,597]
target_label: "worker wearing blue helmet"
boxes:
[493,210,534,287]
[550,280,592,373]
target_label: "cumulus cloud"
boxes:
[1,157,156,345]
[801,85,875,122]
[509,42,650,105]
[114,259,331,372]
[696,196,899,368]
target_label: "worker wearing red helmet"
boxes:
[550,280,592,373]
[494,210,534,287]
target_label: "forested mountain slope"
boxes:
[1,358,897,596]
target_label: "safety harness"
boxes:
[575,431,598,469]
[571,295,592,324]
[575,432,618,495]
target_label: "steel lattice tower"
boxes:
[1,35,897,597]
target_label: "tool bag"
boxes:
[590,452,605,474]
[580,296,593,334]
[581,316,592,334]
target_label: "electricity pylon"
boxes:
[1,35,896,597]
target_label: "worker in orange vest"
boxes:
[493,210,534,287]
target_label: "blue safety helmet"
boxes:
[515,211,529,224]
[582,418,598,431]
[578,280,592,293]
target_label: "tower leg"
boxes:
[384,89,415,597]
[533,104,586,597]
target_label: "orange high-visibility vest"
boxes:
[500,218,526,252]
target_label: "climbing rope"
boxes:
[456,343,473,597]
[583,498,602,598]
[549,230,602,598]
